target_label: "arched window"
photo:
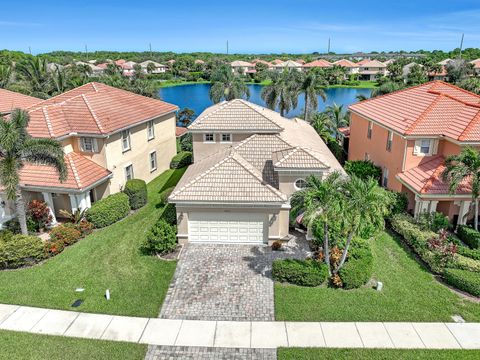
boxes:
[294,178,307,191]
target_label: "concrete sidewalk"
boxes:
[1,304,480,349]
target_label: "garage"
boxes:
[188,212,266,244]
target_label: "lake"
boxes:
[158,83,372,119]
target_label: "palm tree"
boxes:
[308,112,334,143]
[146,62,156,74]
[325,103,348,138]
[442,147,480,230]
[459,78,480,95]
[177,108,195,127]
[0,64,12,89]
[15,57,51,98]
[261,70,299,117]
[51,67,69,95]
[371,81,404,97]
[209,64,249,103]
[299,72,326,121]
[0,109,67,234]
[356,94,369,102]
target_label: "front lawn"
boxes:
[0,330,146,360]
[275,231,480,322]
[0,168,186,317]
[278,348,480,360]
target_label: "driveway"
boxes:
[159,232,310,321]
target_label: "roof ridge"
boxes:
[301,147,329,167]
[405,94,445,134]
[28,83,97,110]
[427,81,480,108]
[275,146,298,165]
[81,94,105,133]
[458,109,480,141]
[66,153,82,188]
[41,107,55,137]
[189,100,230,127]
[236,99,285,130]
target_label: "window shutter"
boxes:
[79,138,84,152]
[431,139,438,155]
[413,140,421,155]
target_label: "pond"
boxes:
[158,83,372,119]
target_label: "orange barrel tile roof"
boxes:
[0,89,40,114]
[303,59,332,68]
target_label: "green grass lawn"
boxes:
[0,330,146,360]
[0,168,186,317]
[278,348,480,360]
[275,231,480,322]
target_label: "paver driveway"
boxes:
[159,234,310,321]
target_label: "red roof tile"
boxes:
[338,126,350,137]
[333,59,359,68]
[0,89,40,113]
[176,126,188,137]
[26,82,178,138]
[349,81,480,142]
[19,152,111,191]
[303,59,332,68]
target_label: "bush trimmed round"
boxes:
[443,268,480,297]
[49,224,82,246]
[124,179,147,210]
[339,242,374,289]
[162,203,177,225]
[170,151,192,169]
[86,193,130,228]
[141,219,177,255]
[272,259,328,287]
[0,232,45,269]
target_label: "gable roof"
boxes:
[0,89,40,114]
[188,99,284,133]
[274,60,303,68]
[272,147,329,169]
[359,59,386,68]
[303,59,332,68]
[231,60,254,67]
[26,82,177,138]
[470,59,480,69]
[333,59,358,68]
[139,60,165,68]
[349,81,480,142]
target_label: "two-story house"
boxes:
[348,81,480,225]
[230,61,255,75]
[0,83,178,226]
[169,99,344,245]
[358,59,387,80]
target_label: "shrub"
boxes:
[180,133,193,152]
[77,219,94,236]
[3,219,21,234]
[86,193,130,228]
[27,200,53,231]
[457,225,480,249]
[344,160,382,182]
[449,254,480,272]
[417,212,450,232]
[141,219,177,255]
[162,203,177,225]
[0,233,45,269]
[159,187,174,207]
[170,151,192,169]
[339,240,374,289]
[124,179,148,210]
[457,246,480,261]
[443,268,480,296]
[387,190,408,216]
[272,259,328,287]
[49,224,82,246]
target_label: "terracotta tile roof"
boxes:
[397,156,471,195]
[349,81,480,142]
[333,59,358,68]
[188,99,284,133]
[231,60,254,67]
[303,59,332,68]
[176,126,188,137]
[26,82,177,138]
[359,59,386,68]
[271,59,284,65]
[19,152,111,191]
[356,59,370,66]
[0,89,40,114]
[252,59,271,66]
[470,59,480,69]
[338,126,350,137]
[272,147,329,169]
[274,60,303,68]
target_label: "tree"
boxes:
[0,64,12,89]
[209,64,249,103]
[459,77,480,95]
[299,72,326,121]
[146,62,156,74]
[261,70,300,116]
[371,81,404,97]
[446,59,474,84]
[387,62,403,82]
[0,109,67,234]
[325,103,348,138]
[15,57,52,98]
[308,111,334,143]
[442,147,480,230]
[177,108,195,127]
[406,64,427,85]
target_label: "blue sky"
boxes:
[2,0,480,54]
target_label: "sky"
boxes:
[1,0,480,54]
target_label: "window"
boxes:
[204,133,215,143]
[367,121,373,139]
[382,168,389,187]
[386,131,393,151]
[149,151,157,172]
[125,164,134,181]
[147,120,155,140]
[221,133,232,143]
[80,137,98,152]
[413,139,438,156]
[294,178,308,191]
[420,139,430,154]
[122,130,131,152]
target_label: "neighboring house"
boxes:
[0,88,40,115]
[252,59,272,69]
[470,59,480,75]
[230,60,255,74]
[139,60,166,73]
[271,59,284,65]
[358,60,387,80]
[74,61,104,76]
[402,62,424,80]
[274,60,303,72]
[194,59,205,65]
[333,59,359,75]
[438,58,453,66]
[356,58,371,66]
[303,59,332,69]
[47,63,63,72]
[169,99,344,244]
[0,83,178,227]
[428,66,448,81]
[348,81,480,225]
[383,59,395,66]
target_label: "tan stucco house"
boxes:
[0,83,177,227]
[169,99,344,245]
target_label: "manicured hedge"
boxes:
[141,219,177,255]
[272,259,328,287]
[0,232,45,269]
[443,268,480,297]
[159,187,174,207]
[49,224,82,246]
[86,193,130,228]
[457,246,480,261]
[339,243,374,289]
[162,203,177,225]
[124,179,147,210]
[170,151,192,169]
[344,160,382,182]
[457,225,480,249]
[449,254,480,273]
[387,190,408,217]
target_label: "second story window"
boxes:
[221,133,232,143]
[386,131,393,152]
[125,164,134,181]
[122,130,131,152]
[413,139,438,156]
[147,120,155,140]
[204,133,215,143]
[149,151,157,172]
[382,168,389,188]
[80,137,98,153]
[367,121,373,139]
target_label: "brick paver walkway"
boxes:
[145,346,276,360]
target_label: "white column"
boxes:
[42,192,57,226]
[414,196,421,219]
[69,194,78,213]
[458,200,471,225]
[428,200,439,213]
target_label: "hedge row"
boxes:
[170,151,192,169]
[457,246,480,261]
[272,259,329,287]
[0,232,45,269]
[457,225,480,249]
[443,268,480,297]
[86,193,130,228]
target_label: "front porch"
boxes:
[411,195,474,226]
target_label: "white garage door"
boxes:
[188,212,266,244]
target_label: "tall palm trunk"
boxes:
[335,231,354,273]
[15,189,28,235]
[304,93,309,121]
[323,222,331,276]
[475,198,479,231]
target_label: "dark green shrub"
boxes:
[417,212,450,232]
[388,190,408,216]
[457,246,480,261]
[344,160,382,182]
[443,268,480,296]
[86,193,130,228]
[272,259,328,287]
[449,254,480,272]
[162,203,177,225]
[159,187,175,207]
[4,219,21,234]
[124,179,148,210]
[339,240,374,289]
[141,219,177,255]
[180,133,193,152]
[0,232,45,269]
[457,225,480,249]
[170,151,192,169]
[49,224,82,246]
